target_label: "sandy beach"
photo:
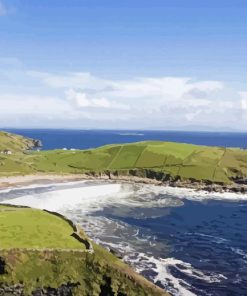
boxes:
[0,174,89,189]
[0,171,165,190]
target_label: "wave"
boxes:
[0,182,185,215]
[1,180,247,209]
[1,180,246,296]
[134,183,247,202]
[1,183,125,213]
[185,232,229,244]
[63,214,228,296]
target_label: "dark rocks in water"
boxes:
[32,139,42,148]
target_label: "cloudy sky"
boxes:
[0,0,247,131]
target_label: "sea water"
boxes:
[3,129,247,149]
[1,181,247,296]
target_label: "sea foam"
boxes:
[1,180,246,296]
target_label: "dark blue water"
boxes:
[1,181,247,296]
[3,129,247,149]
[112,200,247,295]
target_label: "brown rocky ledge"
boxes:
[0,170,246,194]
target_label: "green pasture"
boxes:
[0,205,85,250]
[0,131,33,152]
[0,130,247,184]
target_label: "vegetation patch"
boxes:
[0,131,247,184]
[0,205,85,250]
[0,205,167,296]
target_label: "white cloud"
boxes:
[0,94,70,117]
[240,92,247,110]
[0,64,246,130]
[66,89,130,110]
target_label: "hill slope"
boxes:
[0,204,167,296]
[1,131,247,186]
[0,131,37,152]
[31,141,247,185]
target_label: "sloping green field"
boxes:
[0,131,34,152]
[26,141,247,184]
[0,205,167,296]
[0,130,247,184]
[0,205,85,249]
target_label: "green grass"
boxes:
[0,205,85,249]
[1,131,247,184]
[0,204,167,296]
[0,131,34,152]
[109,144,146,169]
[70,146,121,170]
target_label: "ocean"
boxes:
[3,128,247,149]
[1,129,247,295]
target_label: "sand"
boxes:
[0,174,88,189]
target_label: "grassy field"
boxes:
[0,204,167,295]
[0,205,85,249]
[27,142,247,183]
[0,131,34,152]
[0,131,247,184]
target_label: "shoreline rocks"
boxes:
[0,171,246,194]
[81,169,247,194]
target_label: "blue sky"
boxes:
[0,0,247,130]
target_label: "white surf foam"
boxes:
[124,253,227,296]
[0,182,184,214]
[1,183,125,212]
[135,183,247,202]
[1,181,247,211]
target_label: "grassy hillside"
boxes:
[26,141,247,184]
[0,131,35,152]
[1,131,247,184]
[0,205,85,249]
[0,205,167,296]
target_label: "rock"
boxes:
[109,248,123,259]
[32,139,42,148]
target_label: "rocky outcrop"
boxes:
[0,283,79,296]
[32,283,80,296]
[32,139,42,148]
[0,284,24,296]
